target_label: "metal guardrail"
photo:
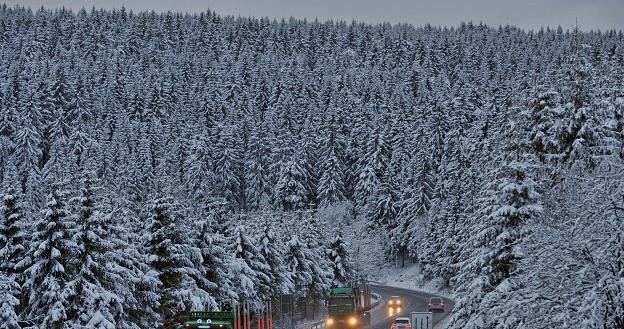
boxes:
[299,321,326,329]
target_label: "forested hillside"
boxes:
[0,5,622,328]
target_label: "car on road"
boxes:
[387,295,402,307]
[387,295,402,316]
[390,317,411,329]
[428,297,444,312]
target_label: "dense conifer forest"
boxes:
[0,4,622,328]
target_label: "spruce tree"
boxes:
[0,163,28,282]
[229,224,272,307]
[22,183,77,329]
[257,220,292,294]
[284,235,313,296]
[0,271,20,329]
[317,128,346,207]
[65,171,121,328]
[245,127,271,209]
[197,218,235,305]
[327,234,354,286]
[144,196,211,326]
[274,154,309,211]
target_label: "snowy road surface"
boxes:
[368,285,453,329]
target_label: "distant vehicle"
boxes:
[428,297,444,312]
[390,317,411,329]
[387,296,402,307]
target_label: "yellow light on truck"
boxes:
[348,317,358,326]
[326,318,335,326]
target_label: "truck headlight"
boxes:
[326,318,334,326]
[348,317,357,326]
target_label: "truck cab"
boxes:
[327,288,360,329]
[326,287,372,329]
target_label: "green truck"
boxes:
[325,287,372,329]
[183,311,235,329]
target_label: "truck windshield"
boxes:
[329,297,353,306]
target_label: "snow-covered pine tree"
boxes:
[317,127,347,207]
[257,219,292,295]
[215,125,244,210]
[274,152,310,211]
[283,234,313,296]
[301,213,333,310]
[144,196,213,326]
[0,271,20,329]
[13,98,42,182]
[327,234,354,286]
[184,133,215,203]
[0,162,28,283]
[354,127,389,212]
[448,106,542,329]
[229,224,272,308]
[367,172,399,230]
[398,154,435,263]
[65,170,121,328]
[22,182,78,329]
[550,26,597,166]
[245,127,272,210]
[196,217,235,306]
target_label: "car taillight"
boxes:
[405,325,411,329]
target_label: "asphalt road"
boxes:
[366,285,453,329]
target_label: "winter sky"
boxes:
[5,0,624,31]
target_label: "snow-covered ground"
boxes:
[371,264,453,299]
[339,207,453,300]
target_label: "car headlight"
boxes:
[348,317,358,326]
[326,318,334,326]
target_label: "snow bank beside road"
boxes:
[371,264,454,300]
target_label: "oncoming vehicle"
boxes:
[428,297,444,312]
[390,317,411,329]
[387,296,402,307]
[387,295,402,316]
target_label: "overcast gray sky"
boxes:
[5,0,623,31]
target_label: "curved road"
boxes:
[367,285,453,329]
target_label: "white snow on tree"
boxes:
[144,196,214,326]
[229,224,272,309]
[0,7,620,328]
[22,183,78,329]
[327,234,354,286]
[0,271,20,329]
